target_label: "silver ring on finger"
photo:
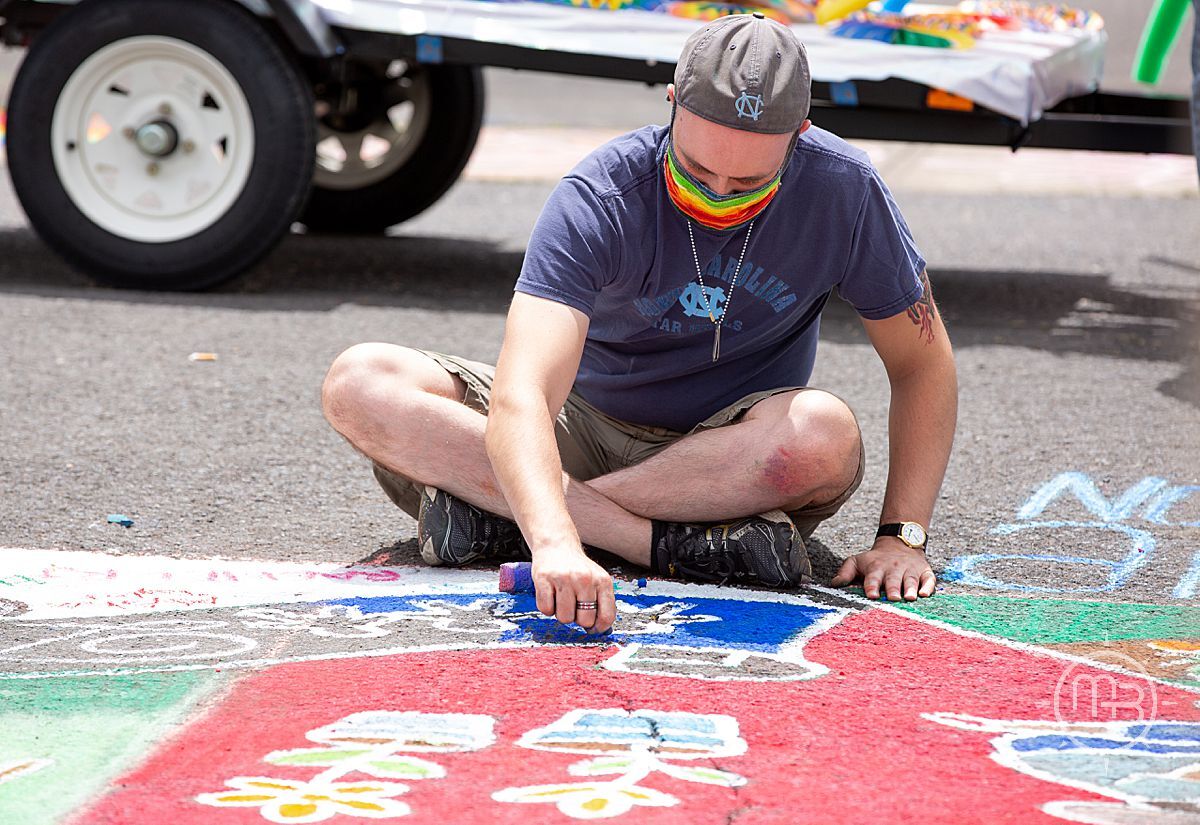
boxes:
[575,601,598,610]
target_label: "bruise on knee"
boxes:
[758,439,857,511]
[760,447,811,497]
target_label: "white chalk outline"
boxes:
[812,584,1200,696]
[0,575,851,681]
[924,713,1200,822]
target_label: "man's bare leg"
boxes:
[585,389,862,523]
[322,344,653,563]
[322,344,860,567]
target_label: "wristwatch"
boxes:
[876,522,928,551]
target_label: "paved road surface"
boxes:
[1,6,1199,824]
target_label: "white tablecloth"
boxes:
[312,0,1107,124]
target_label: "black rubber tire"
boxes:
[301,65,483,234]
[7,0,315,291]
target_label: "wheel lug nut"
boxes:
[159,102,172,116]
[123,127,136,140]
[147,162,160,176]
[182,139,195,154]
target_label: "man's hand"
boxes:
[830,538,936,601]
[532,544,617,634]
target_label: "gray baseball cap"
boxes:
[673,13,811,135]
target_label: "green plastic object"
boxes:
[1133,0,1192,85]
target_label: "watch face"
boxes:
[901,522,927,547]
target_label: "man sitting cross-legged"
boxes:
[322,14,957,635]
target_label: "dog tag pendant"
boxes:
[712,324,721,362]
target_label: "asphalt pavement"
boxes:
[2,153,1198,610]
[1,5,1198,610]
[2,10,1200,824]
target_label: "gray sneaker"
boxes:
[417,485,531,567]
[650,510,811,587]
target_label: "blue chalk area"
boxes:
[328,593,837,653]
[1010,734,1200,755]
[1123,723,1200,743]
[1018,751,1196,790]
[528,711,726,750]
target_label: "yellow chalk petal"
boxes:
[278,802,320,818]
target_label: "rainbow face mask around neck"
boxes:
[663,141,783,233]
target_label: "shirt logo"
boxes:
[679,283,726,319]
[735,91,765,122]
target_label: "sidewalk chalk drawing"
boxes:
[0,758,52,786]
[926,713,1200,824]
[895,593,1200,690]
[5,548,1200,822]
[0,588,849,683]
[0,547,464,621]
[492,709,746,819]
[1148,641,1200,682]
[944,472,1200,596]
[197,712,495,822]
[194,708,748,822]
[0,670,211,825]
[72,610,1200,824]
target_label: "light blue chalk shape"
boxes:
[106,514,133,527]
[1016,472,1167,523]
[1144,484,1200,525]
[1172,551,1200,600]
[945,521,1153,594]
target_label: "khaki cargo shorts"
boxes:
[373,350,865,541]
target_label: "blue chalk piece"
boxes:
[499,561,535,594]
[497,561,628,597]
[107,514,133,528]
[830,81,859,107]
[881,0,909,11]
[636,578,647,589]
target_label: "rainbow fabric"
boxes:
[665,2,793,23]
[663,148,781,232]
[832,10,982,49]
[957,1,1104,33]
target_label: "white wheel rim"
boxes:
[314,71,431,191]
[52,36,255,243]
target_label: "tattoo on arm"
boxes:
[905,271,936,344]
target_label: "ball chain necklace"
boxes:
[686,218,755,362]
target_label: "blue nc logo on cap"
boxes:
[735,91,764,121]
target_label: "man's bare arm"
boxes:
[485,292,617,630]
[832,270,958,601]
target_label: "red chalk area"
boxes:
[79,609,1200,824]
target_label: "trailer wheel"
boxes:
[7,0,314,291]
[301,64,483,234]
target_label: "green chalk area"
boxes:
[895,593,1200,645]
[0,672,210,824]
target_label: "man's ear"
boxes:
[798,118,812,135]
[665,83,675,103]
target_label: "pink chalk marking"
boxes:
[319,570,403,583]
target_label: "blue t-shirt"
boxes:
[516,124,926,432]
